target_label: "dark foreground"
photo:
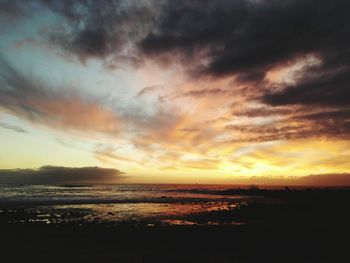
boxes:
[1,188,350,263]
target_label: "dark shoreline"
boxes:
[1,221,349,263]
[1,188,350,262]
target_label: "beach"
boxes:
[1,185,349,262]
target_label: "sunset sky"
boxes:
[1,0,350,184]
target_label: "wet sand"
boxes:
[1,188,349,262]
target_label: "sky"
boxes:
[0,0,350,184]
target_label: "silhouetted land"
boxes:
[1,188,349,262]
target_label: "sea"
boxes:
[0,184,267,226]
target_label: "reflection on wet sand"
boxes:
[2,185,349,227]
[0,201,248,226]
[0,184,259,225]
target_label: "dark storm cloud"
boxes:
[0,1,21,17]
[4,0,350,80]
[140,0,350,78]
[46,0,155,63]
[0,0,31,18]
[39,0,89,21]
[71,29,109,58]
[262,67,350,107]
[0,166,124,184]
[8,0,350,83]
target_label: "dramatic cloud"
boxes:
[141,0,350,141]
[46,0,156,65]
[5,0,350,85]
[0,166,124,184]
[140,1,350,77]
[0,56,120,135]
[0,0,26,19]
[1,0,350,180]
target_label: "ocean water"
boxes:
[0,184,264,225]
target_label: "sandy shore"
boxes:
[1,189,350,262]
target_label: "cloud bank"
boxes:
[1,166,349,186]
[0,166,124,185]
[223,173,350,186]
